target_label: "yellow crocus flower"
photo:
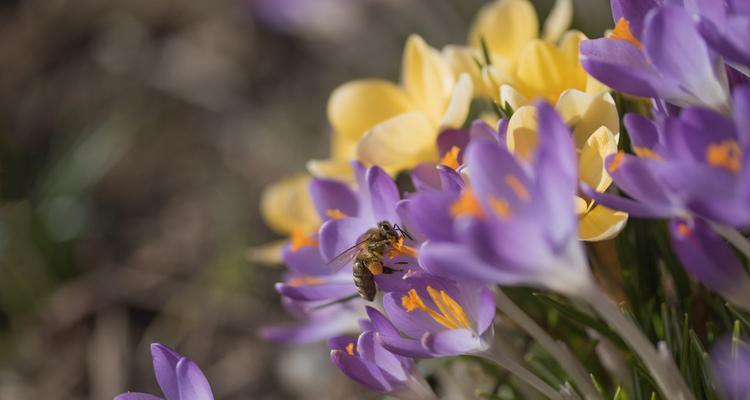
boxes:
[308,35,473,178]
[505,89,628,241]
[443,0,605,102]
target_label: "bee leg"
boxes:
[382,266,403,274]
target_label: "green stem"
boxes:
[479,346,564,400]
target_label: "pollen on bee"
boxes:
[326,209,348,219]
[290,227,318,252]
[389,236,417,259]
[706,140,742,174]
[345,342,356,356]
[610,17,643,49]
[440,146,461,170]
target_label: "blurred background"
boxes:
[0,0,611,398]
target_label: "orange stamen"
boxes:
[440,146,461,170]
[325,209,348,219]
[389,236,417,259]
[610,18,643,49]
[489,196,511,219]
[401,287,471,330]
[287,276,324,287]
[504,175,530,201]
[634,147,661,160]
[290,227,318,252]
[706,140,742,173]
[676,223,691,237]
[345,343,356,356]
[450,189,485,218]
[607,151,626,174]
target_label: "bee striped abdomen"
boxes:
[353,259,376,301]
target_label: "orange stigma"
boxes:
[450,189,485,218]
[325,209,348,219]
[607,151,626,174]
[611,18,643,49]
[345,342,356,356]
[634,147,661,160]
[706,140,742,173]
[389,236,417,259]
[290,227,318,252]
[440,146,461,170]
[401,287,471,330]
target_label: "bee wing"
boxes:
[325,239,366,273]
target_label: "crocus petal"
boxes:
[260,174,320,235]
[610,0,659,39]
[383,293,446,339]
[402,35,455,122]
[578,205,628,241]
[282,243,327,276]
[306,158,355,181]
[669,218,749,293]
[309,178,359,221]
[624,113,659,150]
[176,358,214,400]
[114,394,162,400]
[331,350,391,393]
[506,105,538,160]
[437,129,470,164]
[276,279,356,301]
[440,73,473,129]
[422,328,486,356]
[516,39,583,100]
[410,162,443,192]
[419,241,531,285]
[358,331,410,382]
[366,166,401,222]
[580,38,680,99]
[582,184,673,218]
[643,5,729,111]
[555,89,619,148]
[542,0,573,42]
[700,16,750,75]
[500,84,529,111]
[357,112,438,173]
[476,287,496,334]
[319,217,370,262]
[261,311,360,345]
[604,154,676,212]
[327,79,412,140]
[579,126,618,192]
[151,344,181,400]
[468,0,539,64]
[733,85,750,146]
[399,193,457,242]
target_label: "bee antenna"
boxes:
[393,224,414,241]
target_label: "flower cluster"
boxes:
[248,0,750,399]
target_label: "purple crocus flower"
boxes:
[410,102,592,295]
[368,273,495,358]
[581,4,730,112]
[699,0,750,75]
[710,335,750,400]
[329,322,437,400]
[584,87,750,306]
[115,344,213,400]
[260,297,364,345]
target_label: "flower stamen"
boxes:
[389,236,417,259]
[290,227,318,252]
[706,140,742,173]
[326,209,349,219]
[288,276,324,287]
[607,151,626,174]
[610,18,643,49]
[450,189,485,218]
[401,287,471,330]
[504,175,530,201]
[440,146,461,170]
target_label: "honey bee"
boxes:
[326,221,414,301]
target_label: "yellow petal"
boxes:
[306,158,355,181]
[260,174,320,235]
[440,73,474,129]
[442,45,489,97]
[331,132,358,160]
[246,239,286,265]
[357,112,437,172]
[542,0,573,43]
[557,30,589,90]
[574,195,589,216]
[500,84,529,111]
[579,205,628,241]
[402,35,454,122]
[516,39,583,101]
[555,89,619,148]
[506,105,538,160]
[579,126,618,192]
[469,0,539,65]
[327,79,412,140]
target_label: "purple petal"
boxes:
[366,307,401,338]
[318,217,369,262]
[419,241,531,286]
[437,165,465,193]
[672,108,736,162]
[669,218,748,293]
[309,178,359,220]
[437,128,470,163]
[398,193,458,242]
[377,332,435,358]
[422,328,486,356]
[176,358,213,400]
[643,6,727,108]
[624,113,659,149]
[329,335,357,352]
[367,166,400,222]
[358,331,411,382]
[582,184,673,218]
[469,119,498,141]
[276,278,356,301]
[580,38,679,98]
[151,343,181,400]
[114,394,162,400]
[476,287,496,334]
[733,85,750,146]
[711,335,750,400]
[331,350,391,393]
[700,16,750,69]
[610,0,659,38]
[604,154,677,211]
[383,293,445,339]
[281,243,327,276]
[730,0,750,15]
[411,162,443,192]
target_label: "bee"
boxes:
[326,221,414,301]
